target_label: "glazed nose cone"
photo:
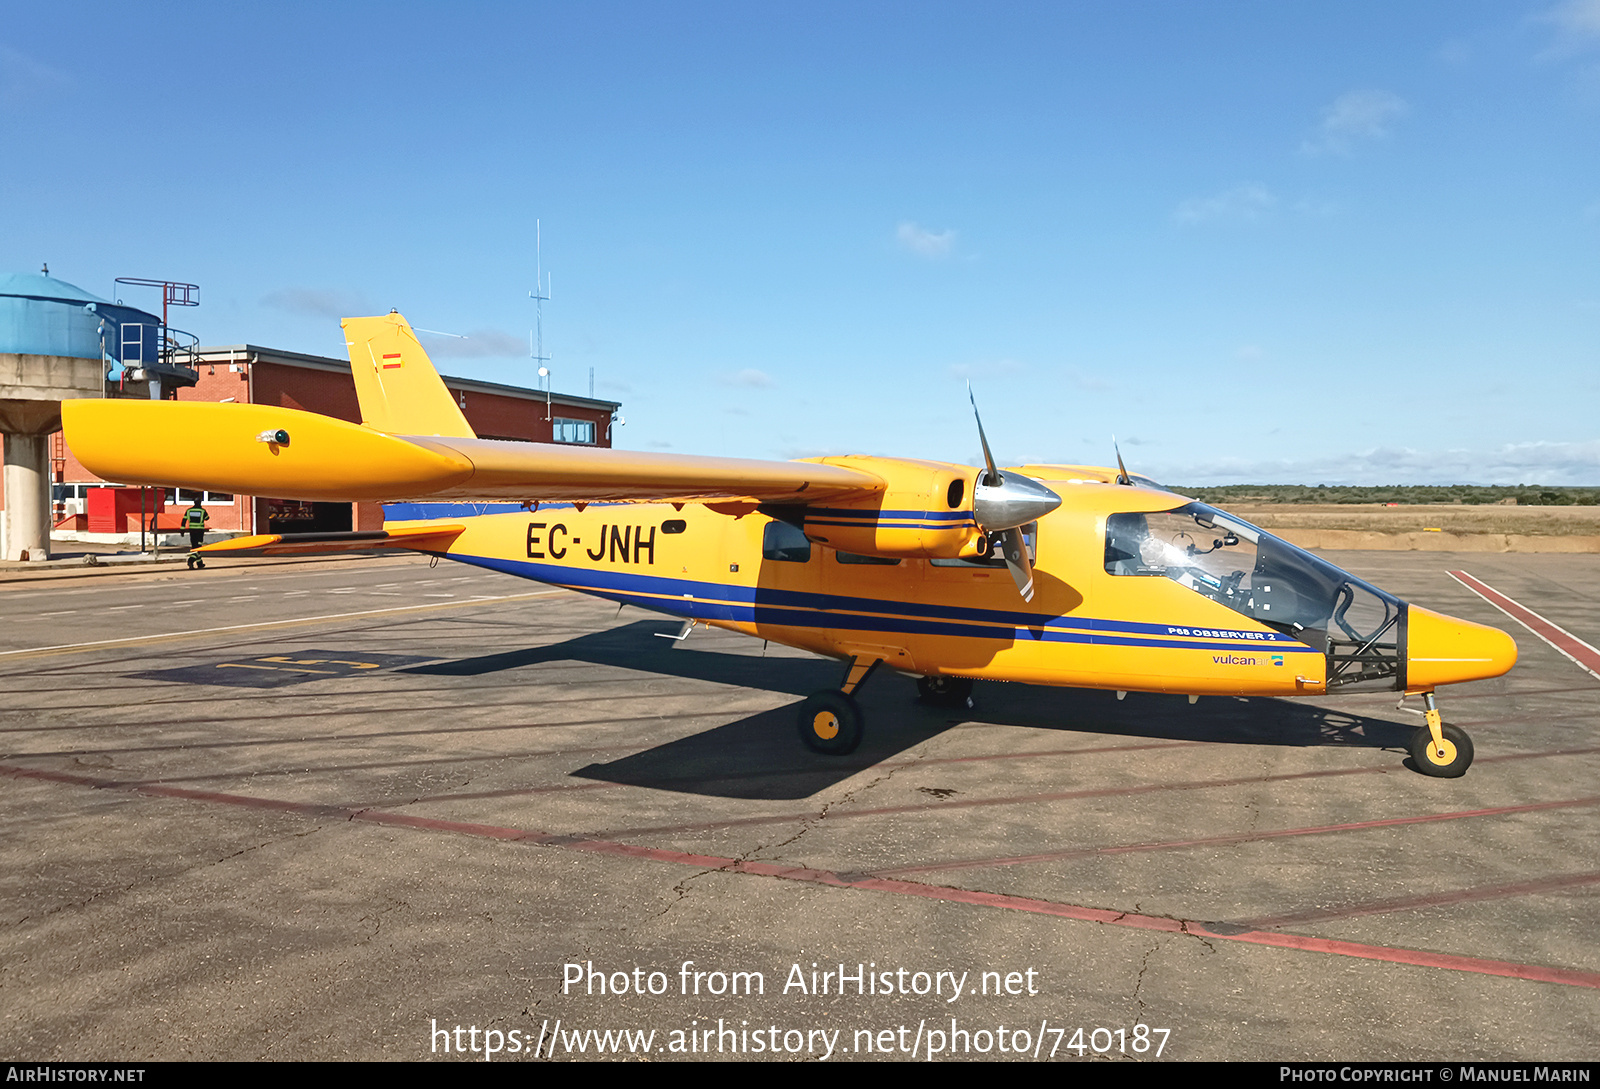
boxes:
[1407,605,1518,689]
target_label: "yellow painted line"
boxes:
[0,590,569,661]
[218,663,338,674]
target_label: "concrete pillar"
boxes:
[2,432,50,561]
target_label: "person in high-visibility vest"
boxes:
[183,501,210,569]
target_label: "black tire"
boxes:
[916,675,974,708]
[797,691,863,755]
[1409,723,1474,778]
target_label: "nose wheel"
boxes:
[1407,692,1474,777]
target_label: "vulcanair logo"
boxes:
[1212,654,1259,666]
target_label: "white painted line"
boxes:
[1448,570,1600,683]
[0,590,568,660]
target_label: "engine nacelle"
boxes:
[797,456,982,559]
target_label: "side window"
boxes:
[762,520,812,562]
[836,551,901,566]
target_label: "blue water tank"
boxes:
[0,272,163,369]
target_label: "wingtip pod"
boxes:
[61,399,474,502]
[341,312,476,439]
[1407,605,1519,689]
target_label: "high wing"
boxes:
[62,312,885,507]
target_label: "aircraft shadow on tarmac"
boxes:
[405,620,1413,800]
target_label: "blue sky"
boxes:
[3,2,1598,484]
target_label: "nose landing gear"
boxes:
[1408,691,1473,777]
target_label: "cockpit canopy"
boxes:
[1105,501,1406,690]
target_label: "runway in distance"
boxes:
[63,312,1517,777]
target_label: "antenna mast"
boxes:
[529,220,553,421]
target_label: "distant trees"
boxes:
[1167,484,1600,506]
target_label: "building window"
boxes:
[553,417,596,444]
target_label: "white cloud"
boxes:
[262,287,372,319]
[0,46,70,108]
[1174,184,1276,224]
[1540,0,1600,54]
[719,368,776,389]
[896,221,956,258]
[1301,90,1408,155]
[1146,440,1600,487]
[948,358,1026,381]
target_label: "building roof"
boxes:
[191,344,621,413]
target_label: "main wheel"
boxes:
[1409,723,1474,778]
[797,691,863,755]
[916,675,974,708]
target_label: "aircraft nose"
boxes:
[1407,605,1518,690]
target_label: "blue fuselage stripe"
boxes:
[454,553,1316,653]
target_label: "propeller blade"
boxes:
[1114,437,1131,486]
[967,382,999,486]
[1000,526,1036,601]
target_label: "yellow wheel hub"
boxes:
[811,711,840,740]
[1424,737,1458,767]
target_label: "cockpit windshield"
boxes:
[1105,502,1406,689]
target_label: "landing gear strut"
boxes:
[1408,691,1473,778]
[797,656,881,755]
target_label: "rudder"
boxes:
[343,311,476,438]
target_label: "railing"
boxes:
[160,327,201,373]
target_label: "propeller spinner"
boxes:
[967,386,1062,601]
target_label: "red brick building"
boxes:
[43,344,620,539]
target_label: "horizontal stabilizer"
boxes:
[195,525,465,557]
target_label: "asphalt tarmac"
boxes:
[0,551,1595,1062]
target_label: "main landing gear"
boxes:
[796,657,880,755]
[797,660,978,755]
[1407,690,1474,778]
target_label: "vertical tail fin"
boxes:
[342,312,476,438]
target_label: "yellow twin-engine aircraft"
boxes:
[63,312,1516,778]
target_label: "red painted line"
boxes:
[1244,871,1600,929]
[381,353,402,358]
[595,747,1600,839]
[875,795,1600,876]
[598,766,1389,838]
[8,761,1599,990]
[1449,570,1600,682]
